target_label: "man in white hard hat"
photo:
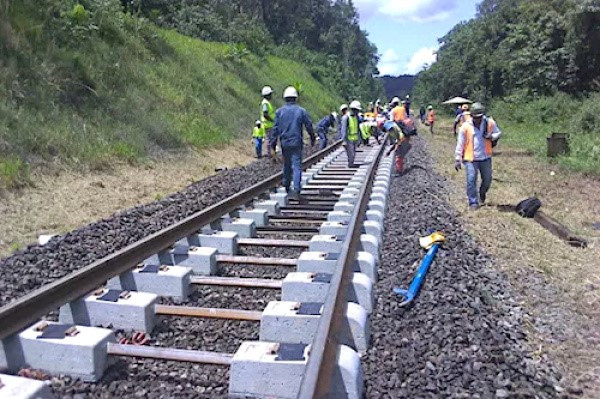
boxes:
[337,104,348,140]
[271,86,315,200]
[261,86,276,158]
[340,100,362,168]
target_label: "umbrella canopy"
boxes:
[442,96,473,104]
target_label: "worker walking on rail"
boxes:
[261,86,276,158]
[316,112,336,150]
[340,100,361,167]
[272,86,315,200]
[252,120,265,158]
[454,102,502,209]
[426,105,436,134]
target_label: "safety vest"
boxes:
[460,119,495,161]
[348,115,359,142]
[427,110,435,123]
[392,106,406,122]
[360,123,372,140]
[252,126,265,139]
[261,99,275,129]
[458,111,471,126]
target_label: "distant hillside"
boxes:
[379,75,416,101]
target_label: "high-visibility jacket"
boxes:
[392,106,407,123]
[360,122,372,140]
[253,126,265,139]
[457,118,498,161]
[427,110,435,123]
[456,111,471,127]
[347,115,359,142]
[261,99,275,129]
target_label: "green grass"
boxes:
[0,0,342,189]
[490,93,600,175]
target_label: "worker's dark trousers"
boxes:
[345,141,357,167]
[465,159,492,205]
[281,146,303,193]
[317,128,328,150]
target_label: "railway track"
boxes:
[0,139,393,398]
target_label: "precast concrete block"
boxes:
[59,290,157,332]
[238,209,268,227]
[308,235,344,253]
[297,251,339,275]
[327,211,352,224]
[338,193,358,204]
[197,230,239,254]
[107,265,192,301]
[147,246,217,275]
[354,251,377,282]
[368,200,385,214]
[277,187,287,194]
[372,186,388,197]
[362,221,383,246]
[5,322,115,382]
[0,373,55,399]
[366,209,384,224]
[259,301,370,353]
[333,201,355,213]
[360,234,380,261]
[221,218,256,238]
[374,181,389,191]
[348,272,375,313]
[347,182,363,189]
[319,221,348,237]
[342,187,360,196]
[370,193,388,212]
[254,199,280,216]
[330,345,364,399]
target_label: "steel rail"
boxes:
[297,139,387,399]
[0,141,341,340]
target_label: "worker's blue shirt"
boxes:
[272,102,315,149]
[316,115,335,131]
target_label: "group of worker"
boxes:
[252,86,501,208]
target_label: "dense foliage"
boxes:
[125,0,385,101]
[413,0,600,104]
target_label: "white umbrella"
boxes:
[442,96,473,104]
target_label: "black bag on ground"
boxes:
[516,196,542,218]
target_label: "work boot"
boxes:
[289,190,301,202]
[479,192,487,204]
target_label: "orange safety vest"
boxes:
[427,110,435,123]
[459,111,471,124]
[460,119,495,161]
[392,106,406,122]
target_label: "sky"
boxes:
[353,0,481,76]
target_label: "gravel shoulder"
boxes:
[364,136,573,398]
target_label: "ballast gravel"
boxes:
[363,137,569,398]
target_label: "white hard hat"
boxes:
[340,104,349,111]
[261,86,273,96]
[283,86,298,99]
[255,120,262,126]
[350,100,362,110]
[392,97,400,104]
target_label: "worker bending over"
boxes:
[316,112,336,150]
[261,86,276,158]
[272,87,315,200]
[340,101,361,167]
[252,120,265,158]
[383,120,416,176]
[454,102,502,209]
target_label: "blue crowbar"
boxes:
[393,231,445,307]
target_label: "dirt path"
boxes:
[422,119,600,397]
[0,139,256,258]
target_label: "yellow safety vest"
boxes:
[261,99,275,129]
[348,116,359,142]
[252,126,265,139]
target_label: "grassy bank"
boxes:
[490,93,600,175]
[0,0,341,189]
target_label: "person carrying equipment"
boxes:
[272,86,315,200]
[453,104,471,137]
[341,100,362,167]
[252,120,265,158]
[316,112,337,150]
[261,86,276,158]
[426,105,435,134]
[454,102,502,209]
[337,104,348,140]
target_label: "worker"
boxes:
[391,97,407,123]
[337,104,348,139]
[375,99,382,116]
[404,94,411,115]
[271,86,315,200]
[383,121,411,176]
[316,112,337,150]
[261,86,276,158]
[359,120,373,147]
[427,105,435,134]
[453,104,471,137]
[252,120,265,158]
[340,100,361,167]
[419,105,426,123]
[454,102,502,209]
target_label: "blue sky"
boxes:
[353,0,481,76]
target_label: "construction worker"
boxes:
[454,102,502,209]
[272,86,315,200]
[261,86,276,158]
[337,104,348,139]
[427,105,435,134]
[453,104,471,137]
[341,101,361,167]
[404,94,411,115]
[316,112,337,150]
[252,120,265,158]
[383,121,411,176]
[359,120,373,147]
[419,105,426,123]
[375,99,382,116]
[391,97,407,123]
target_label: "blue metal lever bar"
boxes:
[393,243,441,307]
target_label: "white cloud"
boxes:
[405,46,438,74]
[378,49,403,76]
[354,0,458,23]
